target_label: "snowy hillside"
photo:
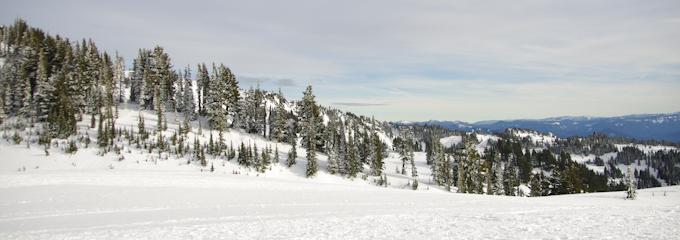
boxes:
[439,135,462,148]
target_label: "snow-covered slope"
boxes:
[508,128,556,146]
[439,135,462,148]
[1,166,678,239]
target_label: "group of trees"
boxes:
[419,132,636,197]
[0,19,670,196]
[0,19,122,145]
[0,19,393,181]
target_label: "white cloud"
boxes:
[2,0,679,121]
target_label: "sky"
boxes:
[2,0,679,122]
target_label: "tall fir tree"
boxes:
[34,48,53,122]
[625,165,637,199]
[182,66,195,119]
[272,89,288,142]
[305,113,318,177]
[298,85,323,151]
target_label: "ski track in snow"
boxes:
[1,170,679,240]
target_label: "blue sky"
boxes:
[2,0,679,122]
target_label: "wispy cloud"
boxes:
[332,102,389,107]
[238,76,298,88]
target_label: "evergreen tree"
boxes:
[113,53,125,104]
[492,158,504,195]
[130,49,150,104]
[347,134,360,178]
[298,85,323,151]
[137,112,147,140]
[530,173,542,197]
[369,118,384,176]
[0,88,5,124]
[154,84,164,132]
[225,65,240,126]
[195,63,209,115]
[46,68,77,138]
[206,64,237,132]
[327,142,339,174]
[181,66,195,119]
[503,154,519,196]
[272,93,288,142]
[238,142,247,166]
[325,115,339,174]
[410,149,417,178]
[34,48,53,122]
[261,146,271,172]
[625,165,637,199]
[100,53,116,146]
[253,144,261,171]
[305,113,318,177]
[287,142,297,167]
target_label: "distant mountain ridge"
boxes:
[411,112,680,142]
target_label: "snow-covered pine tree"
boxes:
[530,173,542,197]
[503,154,519,196]
[100,53,116,147]
[336,120,348,175]
[298,85,323,152]
[46,68,77,138]
[113,53,125,104]
[492,154,504,195]
[195,63,207,115]
[206,64,227,132]
[272,89,288,142]
[237,142,246,166]
[325,114,339,174]
[19,64,33,120]
[432,140,445,186]
[129,49,149,104]
[254,87,266,136]
[287,142,297,167]
[626,165,637,199]
[150,46,174,111]
[174,70,185,113]
[305,113,319,177]
[347,134,360,178]
[241,87,263,134]
[327,140,339,174]
[253,144,261,171]
[469,146,483,194]
[182,66,195,120]
[0,88,5,124]
[444,154,454,191]
[224,65,240,127]
[484,149,495,195]
[261,146,271,172]
[34,48,53,122]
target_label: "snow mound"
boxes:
[440,135,463,148]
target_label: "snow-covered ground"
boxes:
[440,135,462,148]
[1,105,679,239]
[1,170,679,239]
[1,147,679,239]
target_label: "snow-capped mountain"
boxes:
[413,112,680,142]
